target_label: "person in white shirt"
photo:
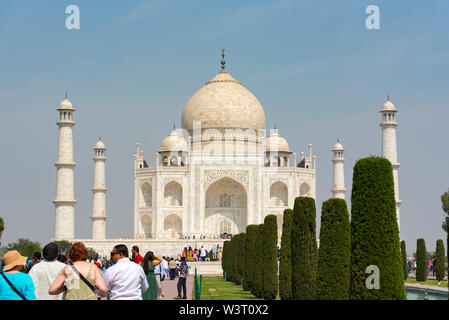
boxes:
[200,246,207,262]
[103,244,149,300]
[161,257,169,279]
[28,242,66,300]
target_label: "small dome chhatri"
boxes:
[160,128,189,152]
[266,128,291,153]
[381,94,396,112]
[57,92,74,111]
[181,49,266,132]
[94,137,106,150]
[332,139,344,151]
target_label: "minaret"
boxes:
[331,139,346,199]
[380,95,402,232]
[53,94,77,239]
[91,138,107,240]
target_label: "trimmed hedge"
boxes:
[279,209,293,300]
[251,224,264,298]
[401,240,408,280]
[317,198,351,300]
[222,240,229,280]
[244,225,257,292]
[292,196,317,300]
[435,239,445,283]
[350,157,406,300]
[262,215,278,300]
[415,238,427,282]
[237,233,246,286]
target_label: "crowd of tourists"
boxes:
[406,256,448,278]
[0,242,189,300]
[180,245,222,262]
[179,233,233,240]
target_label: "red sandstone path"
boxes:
[158,275,194,300]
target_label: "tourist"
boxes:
[211,244,217,261]
[102,244,148,300]
[182,247,187,260]
[26,252,42,273]
[217,246,222,261]
[175,257,188,300]
[154,255,165,299]
[141,251,162,300]
[169,258,177,280]
[132,246,143,264]
[200,246,207,262]
[161,257,169,280]
[29,243,66,300]
[193,248,198,262]
[0,250,36,300]
[49,242,107,300]
[188,247,193,262]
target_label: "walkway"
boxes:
[405,282,448,294]
[158,275,194,300]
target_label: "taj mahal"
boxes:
[51,51,402,257]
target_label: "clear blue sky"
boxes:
[1,0,448,253]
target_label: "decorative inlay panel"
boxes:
[204,169,248,189]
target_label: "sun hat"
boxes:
[2,250,28,272]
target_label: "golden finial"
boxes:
[65,92,68,99]
[221,46,226,71]
[387,94,390,101]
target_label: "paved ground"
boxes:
[158,276,194,300]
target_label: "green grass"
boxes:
[198,276,281,300]
[405,278,448,287]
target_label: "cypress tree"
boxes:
[415,238,427,282]
[317,198,351,300]
[292,196,317,300]
[222,240,229,280]
[232,234,241,285]
[262,215,278,300]
[244,225,257,292]
[237,233,246,286]
[279,209,293,300]
[400,240,408,280]
[252,224,264,298]
[350,157,406,299]
[229,237,236,283]
[435,239,445,283]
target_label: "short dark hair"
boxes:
[114,244,129,257]
[132,246,139,253]
[34,252,41,260]
[43,243,59,260]
[181,257,186,262]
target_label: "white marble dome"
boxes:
[266,131,290,153]
[159,130,189,152]
[58,95,74,110]
[181,70,266,132]
[94,139,106,150]
[332,140,344,151]
[381,99,396,112]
